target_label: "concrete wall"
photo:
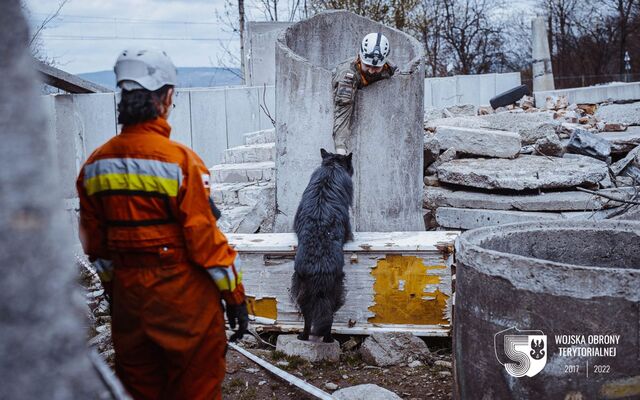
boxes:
[1,3,104,398]
[44,85,275,202]
[244,22,293,86]
[424,72,521,108]
[534,81,640,105]
[274,10,425,232]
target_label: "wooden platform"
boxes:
[227,231,459,337]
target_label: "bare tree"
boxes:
[21,0,70,65]
[215,0,244,80]
[439,0,508,74]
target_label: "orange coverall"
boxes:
[77,117,244,400]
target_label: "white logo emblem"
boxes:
[495,327,547,377]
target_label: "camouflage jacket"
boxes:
[331,57,396,149]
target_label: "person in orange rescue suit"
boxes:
[76,48,249,400]
[332,32,397,155]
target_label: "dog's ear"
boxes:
[346,152,353,163]
[320,148,329,159]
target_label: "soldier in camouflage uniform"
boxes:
[332,32,397,154]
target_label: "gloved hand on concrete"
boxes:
[225,301,249,342]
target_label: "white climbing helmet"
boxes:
[360,32,390,67]
[114,48,177,91]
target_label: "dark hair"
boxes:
[117,85,173,125]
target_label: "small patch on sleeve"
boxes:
[201,173,211,189]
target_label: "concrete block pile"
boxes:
[209,128,276,233]
[423,98,640,230]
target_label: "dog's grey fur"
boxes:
[290,149,354,342]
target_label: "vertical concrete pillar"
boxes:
[0,3,103,399]
[532,16,555,92]
[274,11,425,232]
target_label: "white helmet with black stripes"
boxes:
[360,32,390,67]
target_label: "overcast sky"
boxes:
[24,0,250,74]
[25,0,536,75]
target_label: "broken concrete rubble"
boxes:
[333,383,402,400]
[424,186,635,212]
[436,155,607,190]
[426,148,456,175]
[275,335,340,363]
[436,206,624,230]
[595,101,640,126]
[425,112,560,145]
[333,384,402,400]
[566,129,611,162]
[534,133,565,157]
[423,134,440,167]
[443,104,477,117]
[435,126,521,158]
[359,332,430,367]
[600,127,640,153]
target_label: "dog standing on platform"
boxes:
[291,149,354,343]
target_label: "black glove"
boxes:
[225,301,249,342]
[209,197,222,219]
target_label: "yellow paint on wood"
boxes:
[246,296,278,320]
[368,255,449,325]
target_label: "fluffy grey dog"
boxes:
[290,148,354,343]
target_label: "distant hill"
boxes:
[79,67,242,89]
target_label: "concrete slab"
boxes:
[276,335,341,363]
[430,77,457,107]
[225,86,261,148]
[190,89,228,167]
[168,89,192,147]
[223,143,276,164]
[244,22,292,86]
[333,384,402,400]
[480,111,559,144]
[436,155,608,190]
[435,126,521,158]
[216,204,254,233]
[599,127,640,153]
[495,72,522,94]
[210,161,275,183]
[70,93,118,156]
[244,128,276,145]
[595,101,640,125]
[424,186,636,211]
[436,206,624,229]
[534,82,640,106]
[425,111,559,145]
[425,116,491,131]
[436,207,562,229]
[211,182,255,205]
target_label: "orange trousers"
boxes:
[111,249,226,400]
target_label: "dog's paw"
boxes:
[297,333,309,341]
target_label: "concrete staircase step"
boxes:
[244,128,275,145]
[210,161,275,183]
[211,181,275,206]
[223,143,276,164]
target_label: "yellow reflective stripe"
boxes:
[210,268,243,292]
[84,173,180,196]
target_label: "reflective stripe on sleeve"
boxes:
[83,158,183,196]
[209,265,243,292]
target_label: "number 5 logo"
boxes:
[495,327,547,378]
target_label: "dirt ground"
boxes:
[222,334,453,400]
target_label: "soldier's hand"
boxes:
[226,301,249,342]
